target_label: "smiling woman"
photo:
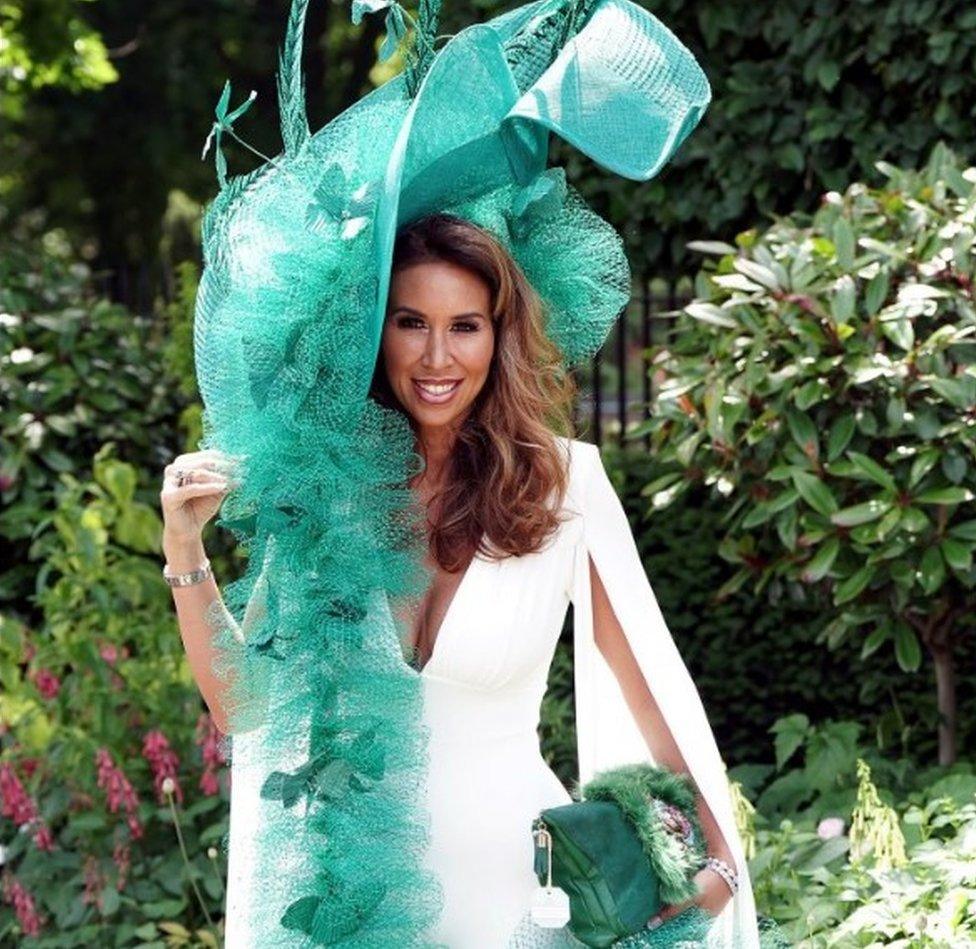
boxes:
[369,212,578,672]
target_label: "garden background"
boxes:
[1,0,975,945]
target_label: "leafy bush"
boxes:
[0,448,227,946]
[643,143,976,765]
[744,715,976,946]
[0,209,188,610]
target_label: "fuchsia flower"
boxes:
[31,668,61,700]
[0,762,54,853]
[0,762,37,825]
[142,730,183,804]
[112,840,131,892]
[99,643,119,665]
[1,873,43,936]
[195,713,227,797]
[81,855,105,912]
[32,824,55,852]
[94,748,143,840]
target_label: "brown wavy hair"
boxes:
[369,213,578,573]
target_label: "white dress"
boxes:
[224,435,760,948]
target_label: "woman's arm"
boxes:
[588,553,735,918]
[160,450,271,735]
[165,533,239,733]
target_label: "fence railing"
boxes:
[572,275,692,449]
[98,262,691,451]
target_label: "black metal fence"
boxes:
[98,262,690,451]
[573,275,692,449]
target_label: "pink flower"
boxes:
[112,841,131,892]
[142,731,183,804]
[0,763,38,825]
[99,643,119,665]
[817,816,846,840]
[81,855,104,911]
[32,823,55,852]
[195,713,227,797]
[31,668,61,700]
[0,763,54,853]
[1,873,43,936]
[94,748,143,840]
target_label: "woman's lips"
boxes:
[412,379,461,405]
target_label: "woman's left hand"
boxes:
[646,865,732,929]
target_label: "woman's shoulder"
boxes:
[550,433,601,507]
[551,433,600,472]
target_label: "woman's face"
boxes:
[381,260,495,432]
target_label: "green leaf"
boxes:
[832,218,855,269]
[795,378,830,410]
[861,622,890,659]
[741,502,775,529]
[941,450,967,484]
[830,498,892,527]
[915,486,974,505]
[864,268,890,316]
[940,537,972,572]
[909,449,938,488]
[786,409,818,457]
[775,505,798,550]
[684,303,738,328]
[770,713,810,770]
[833,564,875,604]
[845,451,897,491]
[791,470,839,517]
[918,546,946,594]
[899,507,930,533]
[801,536,840,582]
[893,620,922,673]
[880,317,914,350]
[830,274,856,323]
[948,518,976,541]
[826,413,855,461]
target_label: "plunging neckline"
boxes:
[410,537,484,677]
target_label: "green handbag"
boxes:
[531,762,708,948]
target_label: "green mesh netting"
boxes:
[192,0,712,943]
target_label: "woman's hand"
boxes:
[160,449,241,545]
[646,864,732,929]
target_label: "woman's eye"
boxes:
[393,316,479,332]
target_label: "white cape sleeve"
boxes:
[570,441,761,949]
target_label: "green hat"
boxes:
[192,0,710,943]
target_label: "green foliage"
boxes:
[0,210,208,609]
[642,144,976,757]
[0,0,117,122]
[746,716,976,947]
[0,450,226,945]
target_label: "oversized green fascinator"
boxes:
[192,0,710,944]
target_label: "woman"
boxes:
[162,213,755,947]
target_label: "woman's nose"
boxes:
[421,328,453,368]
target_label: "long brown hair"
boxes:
[369,213,578,572]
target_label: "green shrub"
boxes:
[0,447,226,946]
[642,143,976,766]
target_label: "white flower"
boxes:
[161,776,177,796]
[10,347,34,364]
[817,816,845,839]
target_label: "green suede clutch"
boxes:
[531,762,708,948]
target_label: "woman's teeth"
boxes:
[413,380,461,404]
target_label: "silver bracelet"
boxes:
[163,557,213,587]
[703,856,738,895]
